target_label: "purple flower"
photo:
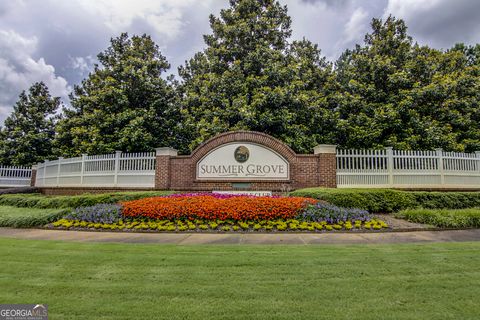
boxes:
[297,202,371,223]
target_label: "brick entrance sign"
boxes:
[155,131,336,191]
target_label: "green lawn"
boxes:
[0,206,66,227]
[0,239,479,319]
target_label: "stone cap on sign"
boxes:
[314,144,337,154]
[155,147,178,156]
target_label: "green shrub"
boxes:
[395,208,480,228]
[290,188,480,213]
[0,206,69,228]
[0,191,174,209]
[290,188,416,213]
[410,192,480,210]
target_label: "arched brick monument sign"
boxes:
[155,131,337,192]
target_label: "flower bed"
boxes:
[49,193,390,232]
[52,218,388,232]
[121,193,316,221]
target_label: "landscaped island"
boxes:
[0,189,479,232]
[52,193,389,232]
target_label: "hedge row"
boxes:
[0,187,39,195]
[0,206,69,228]
[289,188,480,213]
[394,208,480,228]
[0,191,174,209]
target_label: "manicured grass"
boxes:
[0,206,67,227]
[395,208,480,228]
[0,239,479,319]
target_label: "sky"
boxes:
[1,0,480,124]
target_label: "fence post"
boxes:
[56,157,63,187]
[80,154,86,186]
[30,165,37,187]
[386,147,394,187]
[436,148,444,185]
[475,151,480,172]
[43,160,48,187]
[114,151,122,187]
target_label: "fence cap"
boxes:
[155,147,178,156]
[314,144,337,154]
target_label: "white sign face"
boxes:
[213,190,273,196]
[197,142,289,180]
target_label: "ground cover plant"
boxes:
[51,194,389,232]
[395,208,480,228]
[52,217,388,232]
[0,238,478,319]
[0,206,68,228]
[66,203,123,224]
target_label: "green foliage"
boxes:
[290,188,416,213]
[178,0,336,153]
[290,188,480,213]
[55,33,181,156]
[411,191,480,209]
[334,16,480,152]
[0,191,173,209]
[2,7,478,163]
[0,82,60,166]
[395,208,480,228]
[0,206,68,228]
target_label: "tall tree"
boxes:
[334,16,480,152]
[55,33,180,156]
[0,82,59,166]
[178,0,336,153]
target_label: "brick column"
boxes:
[30,165,37,187]
[155,147,178,190]
[314,144,337,188]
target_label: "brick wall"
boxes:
[154,155,171,189]
[318,153,337,188]
[155,131,337,191]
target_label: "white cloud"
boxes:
[0,30,70,122]
[385,0,441,18]
[342,7,369,45]
[76,0,198,39]
[69,55,96,74]
[384,0,480,48]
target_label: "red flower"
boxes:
[121,195,316,221]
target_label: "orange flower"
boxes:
[121,195,316,221]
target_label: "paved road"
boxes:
[0,227,479,244]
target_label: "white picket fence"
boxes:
[35,151,156,188]
[0,166,32,187]
[337,147,480,188]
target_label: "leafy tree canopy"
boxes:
[334,16,480,152]
[178,0,336,153]
[0,82,59,166]
[54,33,180,156]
